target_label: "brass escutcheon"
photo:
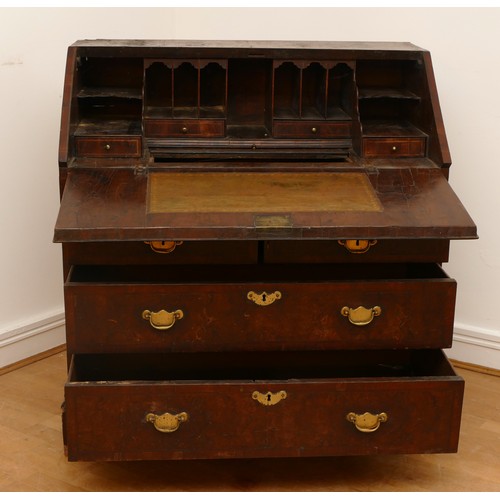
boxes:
[247,291,282,306]
[338,239,377,254]
[145,241,183,254]
[341,305,381,326]
[346,412,388,433]
[142,309,184,330]
[252,391,287,406]
[146,411,188,433]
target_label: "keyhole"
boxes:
[267,393,272,402]
[262,293,267,302]
[356,239,360,247]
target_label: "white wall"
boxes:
[1,7,499,368]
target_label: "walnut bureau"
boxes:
[54,40,477,461]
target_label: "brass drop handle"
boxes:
[346,412,388,433]
[142,309,184,330]
[341,306,381,326]
[146,411,188,433]
[145,240,183,254]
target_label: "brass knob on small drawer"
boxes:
[346,412,388,433]
[181,126,188,134]
[341,306,381,326]
[142,309,184,330]
[146,411,188,433]
[104,144,111,150]
[391,146,397,151]
[311,127,317,133]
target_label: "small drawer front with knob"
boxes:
[273,121,352,139]
[363,138,426,158]
[144,119,225,138]
[74,137,142,157]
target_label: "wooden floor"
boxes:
[1,351,499,492]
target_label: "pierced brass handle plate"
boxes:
[338,239,377,254]
[247,291,282,306]
[145,241,183,254]
[252,390,287,406]
[346,412,388,433]
[341,305,381,326]
[146,411,188,433]
[142,309,184,330]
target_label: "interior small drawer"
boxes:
[273,120,351,139]
[264,239,450,263]
[74,137,142,157]
[363,137,426,157]
[63,241,258,266]
[144,119,225,138]
[64,263,456,353]
[64,350,464,461]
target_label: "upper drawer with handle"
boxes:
[75,137,142,157]
[64,263,456,353]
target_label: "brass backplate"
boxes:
[252,391,287,406]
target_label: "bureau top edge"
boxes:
[70,39,427,56]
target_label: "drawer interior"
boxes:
[67,262,450,285]
[68,349,457,384]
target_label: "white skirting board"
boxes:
[0,312,66,369]
[0,313,499,371]
[446,323,500,371]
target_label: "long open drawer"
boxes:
[64,349,464,461]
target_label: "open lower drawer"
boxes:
[64,349,464,461]
[65,263,456,352]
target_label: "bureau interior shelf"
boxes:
[362,120,427,138]
[77,87,142,99]
[74,118,141,136]
[358,88,421,100]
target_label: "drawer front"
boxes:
[75,137,142,157]
[65,265,456,353]
[63,241,258,267]
[64,351,463,461]
[363,137,426,157]
[265,240,450,263]
[273,120,351,139]
[144,119,225,138]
